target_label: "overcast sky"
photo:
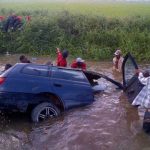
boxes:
[0,0,150,2]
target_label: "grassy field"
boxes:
[0,2,150,18]
[0,2,150,61]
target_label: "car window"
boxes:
[21,64,49,77]
[124,57,136,84]
[52,68,87,82]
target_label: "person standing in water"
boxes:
[19,55,31,63]
[112,49,124,72]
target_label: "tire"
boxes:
[31,102,60,122]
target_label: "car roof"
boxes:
[15,63,83,71]
[0,63,87,78]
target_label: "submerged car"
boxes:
[0,63,122,122]
[0,53,142,123]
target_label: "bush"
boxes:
[0,9,150,61]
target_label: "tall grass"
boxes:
[0,2,150,61]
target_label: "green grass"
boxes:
[0,2,150,61]
[0,2,150,18]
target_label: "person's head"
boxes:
[11,12,16,17]
[62,50,69,58]
[19,55,28,63]
[114,49,122,58]
[143,70,150,77]
[76,57,84,66]
[4,64,12,71]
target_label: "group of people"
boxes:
[3,48,87,72]
[112,49,150,112]
[2,55,31,72]
[112,49,150,132]
[2,48,125,73]
[0,13,31,32]
[56,48,123,72]
[56,48,86,70]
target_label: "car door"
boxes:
[51,67,94,110]
[122,52,144,104]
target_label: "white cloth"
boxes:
[132,72,150,108]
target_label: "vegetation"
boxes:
[0,2,150,61]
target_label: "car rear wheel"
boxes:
[31,102,60,122]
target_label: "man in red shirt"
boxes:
[56,48,69,67]
[112,49,124,72]
[71,57,86,70]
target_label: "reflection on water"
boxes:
[0,55,150,150]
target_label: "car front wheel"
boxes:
[31,102,60,122]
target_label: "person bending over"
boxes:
[71,57,86,70]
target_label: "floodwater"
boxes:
[0,54,150,150]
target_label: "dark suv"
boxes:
[0,63,120,122]
[1,54,141,123]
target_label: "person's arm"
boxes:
[56,48,62,66]
[138,72,148,85]
[56,48,60,53]
[113,57,116,65]
[113,57,119,69]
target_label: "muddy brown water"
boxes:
[0,54,150,150]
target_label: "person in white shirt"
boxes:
[132,70,150,133]
[132,70,150,109]
[112,49,124,72]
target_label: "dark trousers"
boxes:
[143,110,150,134]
